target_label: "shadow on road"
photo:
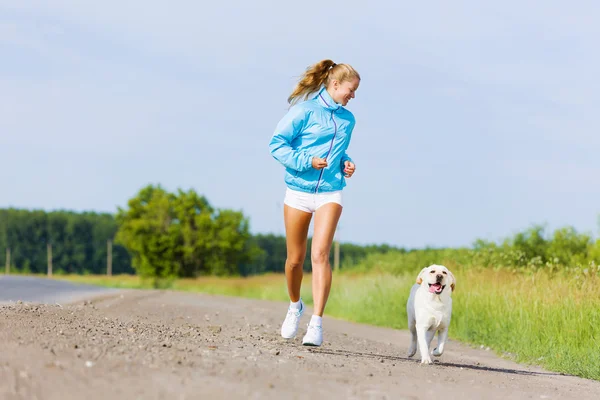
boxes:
[307,348,568,378]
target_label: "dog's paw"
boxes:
[432,347,443,357]
[407,345,417,358]
[420,357,433,365]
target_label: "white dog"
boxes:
[406,264,456,364]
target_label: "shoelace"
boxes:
[285,308,301,322]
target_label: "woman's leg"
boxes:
[283,204,313,302]
[310,202,343,317]
[280,204,313,339]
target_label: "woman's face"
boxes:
[330,77,360,106]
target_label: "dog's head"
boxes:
[416,264,456,295]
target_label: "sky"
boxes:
[1,1,599,248]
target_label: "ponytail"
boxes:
[287,59,337,105]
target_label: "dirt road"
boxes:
[1,288,598,400]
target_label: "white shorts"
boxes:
[284,188,343,213]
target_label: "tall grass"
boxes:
[451,268,600,379]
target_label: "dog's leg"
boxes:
[433,327,448,357]
[416,326,433,364]
[407,319,417,358]
[425,329,436,357]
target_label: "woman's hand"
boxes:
[343,161,356,177]
[312,157,328,170]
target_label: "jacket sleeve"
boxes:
[340,119,355,167]
[269,106,314,172]
[341,151,353,165]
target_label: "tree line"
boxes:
[0,208,133,275]
[0,185,398,278]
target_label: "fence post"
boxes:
[47,243,52,277]
[107,239,112,276]
[5,248,9,275]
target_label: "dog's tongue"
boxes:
[429,283,442,293]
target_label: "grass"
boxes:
[451,268,600,380]
[53,267,600,381]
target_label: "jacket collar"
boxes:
[315,86,342,112]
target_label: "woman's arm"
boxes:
[269,106,314,172]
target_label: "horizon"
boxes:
[1,200,597,250]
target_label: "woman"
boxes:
[268,59,360,346]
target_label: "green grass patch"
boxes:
[450,268,600,380]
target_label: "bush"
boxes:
[346,223,599,276]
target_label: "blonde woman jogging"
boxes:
[269,59,360,346]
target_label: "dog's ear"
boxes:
[448,270,456,291]
[416,266,429,284]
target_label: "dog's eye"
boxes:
[442,271,447,275]
[430,270,436,274]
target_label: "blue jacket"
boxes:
[269,86,355,193]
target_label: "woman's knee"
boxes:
[286,258,305,270]
[311,248,330,265]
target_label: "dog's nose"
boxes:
[436,274,443,282]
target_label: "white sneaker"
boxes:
[302,324,323,346]
[280,300,304,339]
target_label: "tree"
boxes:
[115,184,260,280]
[0,208,132,275]
[172,189,215,277]
[115,185,182,282]
[205,209,254,276]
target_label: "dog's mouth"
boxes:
[428,283,445,294]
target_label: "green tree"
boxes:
[172,189,215,277]
[115,185,182,283]
[205,209,254,276]
[115,184,260,280]
[547,227,592,266]
[0,208,131,274]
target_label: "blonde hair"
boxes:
[287,59,360,105]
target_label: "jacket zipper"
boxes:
[315,107,338,193]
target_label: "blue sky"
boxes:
[1,1,599,248]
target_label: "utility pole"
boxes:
[5,248,9,275]
[47,243,53,277]
[107,239,112,276]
